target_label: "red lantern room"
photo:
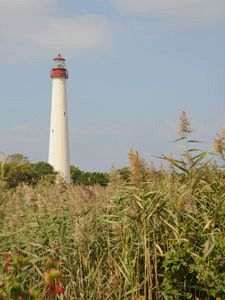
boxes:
[50,53,68,79]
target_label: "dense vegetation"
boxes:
[0,111,225,299]
[0,155,109,189]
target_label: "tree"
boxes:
[90,172,109,186]
[70,166,83,184]
[75,171,109,187]
[32,162,55,178]
[118,167,131,183]
[4,161,55,189]
[7,153,29,164]
[5,163,38,189]
[0,153,29,180]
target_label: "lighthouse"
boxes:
[48,54,70,183]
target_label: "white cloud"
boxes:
[112,0,225,28]
[37,15,115,52]
[0,0,117,63]
[1,0,48,5]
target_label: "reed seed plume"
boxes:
[149,160,155,171]
[128,147,149,184]
[108,164,122,186]
[167,152,175,173]
[214,127,225,159]
[178,109,192,138]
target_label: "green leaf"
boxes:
[187,149,201,152]
[170,161,188,173]
[0,195,8,207]
[192,147,214,168]
[187,140,204,143]
[171,137,186,143]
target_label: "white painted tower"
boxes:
[48,54,70,183]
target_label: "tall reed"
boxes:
[1,111,225,299]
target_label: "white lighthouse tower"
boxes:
[48,54,70,183]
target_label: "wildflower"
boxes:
[47,284,64,296]
[3,260,10,272]
[55,284,64,294]
[3,255,11,272]
[2,253,11,258]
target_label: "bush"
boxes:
[75,171,109,186]
[32,162,55,178]
[4,163,38,189]
[118,166,131,182]
[70,166,83,184]
[70,165,109,186]
[2,161,55,189]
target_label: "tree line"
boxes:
[0,153,113,189]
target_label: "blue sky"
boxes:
[0,0,225,171]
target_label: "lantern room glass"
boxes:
[53,60,65,69]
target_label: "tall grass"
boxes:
[1,111,225,299]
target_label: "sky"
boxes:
[0,0,225,171]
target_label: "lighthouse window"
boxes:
[52,129,54,133]
[64,112,66,116]
[53,60,65,69]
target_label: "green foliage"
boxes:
[70,165,82,184]
[118,166,131,182]
[2,159,109,189]
[0,253,64,299]
[3,162,55,189]
[1,159,55,189]
[161,111,215,195]
[1,162,5,180]
[7,153,29,164]
[4,163,38,189]
[32,162,55,178]
[75,171,109,186]
[70,165,109,186]
[0,163,13,179]
[161,247,196,299]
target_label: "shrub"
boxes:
[70,165,83,184]
[75,171,109,186]
[32,162,55,178]
[4,164,38,189]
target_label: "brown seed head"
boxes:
[214,127,225,158]
[178,110,191,138]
